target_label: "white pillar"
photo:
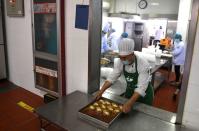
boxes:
[176,0,193,43]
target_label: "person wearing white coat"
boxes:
[101,30,110,53]
[171,33,186,99]
[101,23,111,53]
[107,29,121,51]
[154,26,164,46]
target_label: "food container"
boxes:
[104,52,118,63]
[78,97,123,129]
[100,58,111,65]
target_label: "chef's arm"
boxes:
[95,80,112,100]
[122,92,140,113]
[129,92,141,105]
[96,59,122,100]
[173,46,183,56]
[101,80,112,92]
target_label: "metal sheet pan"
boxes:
[78,97,122,129]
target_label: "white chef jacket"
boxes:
[155,29,164,40]
[108,32,121,51]
[107,52,151,97]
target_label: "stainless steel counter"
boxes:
[150,58,168,73]
[100,75,126,96]
[36,91,196,131]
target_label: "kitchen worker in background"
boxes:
[107,29,121,51]
[154,26,164,47]
[96,33,154,113]
[121,32,128,38]
[101,30,110,53]
[101,22,111,54]
[171,33,185,100]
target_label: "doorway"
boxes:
[88,0,199,124]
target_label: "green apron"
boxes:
[123,57,154,105]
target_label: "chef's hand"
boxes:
[122,92,140,113]
[95,90,104,100]
[95,81,112,100]
[122,100,133,113]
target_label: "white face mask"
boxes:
[122,60,130,65]
[175,39,180,43]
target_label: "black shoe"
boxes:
[170,81,176,86]
[173,94,177,100]
[170,80,176,83]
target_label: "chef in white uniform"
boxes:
[96,35,154,113]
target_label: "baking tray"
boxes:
[78,97,123,128]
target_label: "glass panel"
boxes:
[33,0,57,55]
[36,73,58,92]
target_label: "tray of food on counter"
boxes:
[78,97,123,128]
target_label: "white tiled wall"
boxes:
[4,0,45,96]
[177,0,193,42]
[182,15,199,129]
[65,0,89,94]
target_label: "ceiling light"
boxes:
[151,3,159,6]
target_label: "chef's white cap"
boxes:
[118,38,135,56]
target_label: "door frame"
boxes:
[176,0,199,124]
[88,0,102,94]
[88,0,199,124]
[0,0,8,79]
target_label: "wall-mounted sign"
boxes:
[35,66,57,78]
[6,0,24,17]
[75,5,89,30]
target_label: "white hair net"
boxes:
[118,38,135,56]
[102,22,110,33]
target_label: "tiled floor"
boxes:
[0,81,62,131]
[153,69,180,113]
